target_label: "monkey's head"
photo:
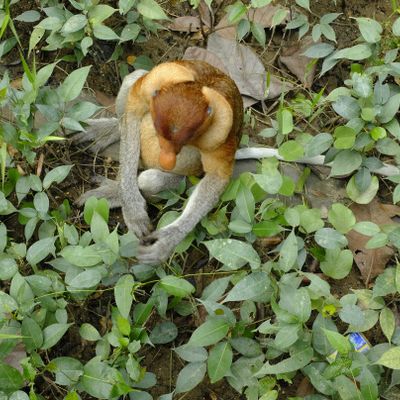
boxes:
[150,82,213,170]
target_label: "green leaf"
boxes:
[93,24,120,40]
[334,44,372,60]
[82,358,118,398]
[278,140,304,161]
[256,346,313,375]
[330,150,362,177]
[250,21,266,47]
[26,237,56,265]
[380,308,395,343]
[42,323,73,349]
[393,184,400,204]
[34,192,49,214]
[88,4,116,23]
[323,329,351,354]
[280,288,311,322]
[0,362,24,391]
[137,0,168,20]
[79,323,101,341]
[379,94,400,124]
[204,239,261,270]
[223,272,270,303]
[62,14,87,34]
[251,0,272,7]
[150,321,178,344]
[175,345,208,363]
[332,96,360,120]
[52,357,83,386]
[352,72,373,98]
[227,1,247,23]
[376,347,400,369]
[175,362,206,394]
[21,317,43,351]
[208,341,232,383]
[188,318,230,347]
[393,17,400,36]
[44,165,74,190]
[355,17,382,43]
[160,275,195,298]
[90,211,109,243]
[305,132,333,157]
[303,43,335,59]
[370,126,386,140]
[271,8,288,27]
[60,245,102,267]
[279,230,298,272]
[320,248,353,279]
[15,10,41,22]
[68,269,102,289]
[115,274,134,319]
[333,126,356,149]
[299,208,324,233]
[346,175,379,204]
[59,66,91,102]
[295,0,310,11]
[315,228,347,249]
[236,184,254,223]
[328,203,356,233]
[277,108,293,135]
[353,221,380,236]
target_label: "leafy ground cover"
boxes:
[1,0,400,399]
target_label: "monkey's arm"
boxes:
[137,143,234,264]
[137,172,229,264]
[119,111,152,237]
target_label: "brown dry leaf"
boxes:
[347,199,400,284]
[207,33,293,100]
[279,36,317,87]
[198,0,212,28]
[296,376,314,396]
[183,46,228,73]
[214,15,236,39]
[3,342,27,373]
[168,16,201,32]
[248,4,289,28]
[94,90,116,113]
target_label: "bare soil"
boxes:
[2,0,395,399]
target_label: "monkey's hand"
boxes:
[122,199,152,238]
[137,225,182,264]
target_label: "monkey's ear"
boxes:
[151,89,160,97]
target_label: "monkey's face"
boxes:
[150,82,212,170]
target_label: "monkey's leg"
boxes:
[76,177,121,208]
[138,169,183,198]
[137,173,228,264]
[72,70,148,152]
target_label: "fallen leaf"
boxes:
[214,4,289,39]
[94,90,116,113]
[248,4,289,28]
[207,33,292,100]
[199,0,212,28]
[3,342,27,373]
[279,36,317,87]
[347,199,400,284]
[296,376,314,396]
[183,46,228,73]
[168,16,201,32]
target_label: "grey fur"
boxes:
[76,68,230,264]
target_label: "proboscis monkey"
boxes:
[76,60,243,264]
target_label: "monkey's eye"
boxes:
[207,106,213,116]
[170,125,178,134]
[152,89,159,97]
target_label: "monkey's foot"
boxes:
[122,203,153,239]
[72,118,120,153]
[137,227,180,264]
[76,178,121,208]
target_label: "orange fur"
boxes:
[126,60,243,179]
